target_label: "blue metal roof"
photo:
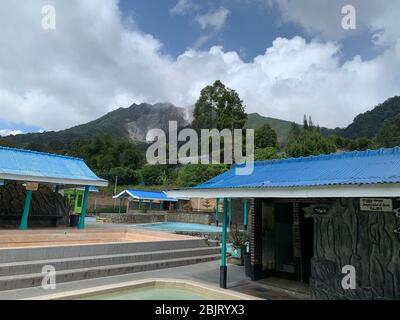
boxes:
[114,189,183,202]
[194,147,400,189]
[0,146,108,187]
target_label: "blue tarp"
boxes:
[0,146,108,187]
[194,147,400,189]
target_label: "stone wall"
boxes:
[98,212,166,224]
[98,210,222,225]
[310,198,400,300]
[0,183,70,228]
[167,211,215,225]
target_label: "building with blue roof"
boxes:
[113,189,188,212]
[167,147,400,300]
[0,146,108,229]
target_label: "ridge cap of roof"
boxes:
[0,146,83,161]
[249,146,400,167]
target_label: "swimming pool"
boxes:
[134,222,222,233]
[32,279,258,300]
[81,287,212,300]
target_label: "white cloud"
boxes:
[0,129,23,137]
[0,0,399,132]
[195,7,230,31]
[266,0,400,45]
[170,0,200,16]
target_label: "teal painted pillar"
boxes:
[159,201,163,210]
[19,190,33,230]
[54,185,60,193]
[228,198,233,226]
[149,200,153,210]
[139,199,142,209]
[220,198,228,289]
[243,199,248,230]
[78,186,90,229]
[215,198,219,227]
[118,198,122,214]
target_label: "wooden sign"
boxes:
[360,198,392,212]
[25,182,39,191]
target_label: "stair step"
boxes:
[0,247,221,276]
[0,239,213,263]
[0,254,221,291]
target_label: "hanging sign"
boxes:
[25,182,39,191]
[360,198,392,212]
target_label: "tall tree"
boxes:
[255,124,279,149]
[286,119,336,157]
[376,115,400,148]
[192,80,247,132]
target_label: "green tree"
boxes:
[254,124,279,149]
[192,80,247,132]
[286,118,336,157]
[376,115,400,148]
[254,147,280,161]
[68,135,145,184]
[176,164,227,188]
[138,164,174,186]
[348,137,375,151]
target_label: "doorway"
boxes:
[261,201,314,283]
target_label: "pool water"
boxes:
[134,222,222,233]
[81,287,212,300]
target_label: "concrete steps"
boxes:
[0,239,221,291]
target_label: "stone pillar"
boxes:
[250,198,263,280]
[293,202,303,281]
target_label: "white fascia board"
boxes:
[0,173,108,187]
[112,190,139,200]
[166,184,400,199]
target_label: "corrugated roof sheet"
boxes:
[194,147,400,189]
[114,189,182,202]
[0,146,108,187]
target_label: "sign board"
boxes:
[25,182,39,191]
[360,198,393,212]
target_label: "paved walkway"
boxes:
[0,260,311,300]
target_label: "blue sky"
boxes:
[119,0,383,62]
[0,0,399,135]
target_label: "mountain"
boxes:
[321,96,400,139]
[3,95,399,149]
[245,113,299,144]
[3,103,191,147]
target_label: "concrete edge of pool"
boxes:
[23,278,262,300]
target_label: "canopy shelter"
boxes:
[0,146,108,229]
[166,147,400,289]
[113,189,185,211]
